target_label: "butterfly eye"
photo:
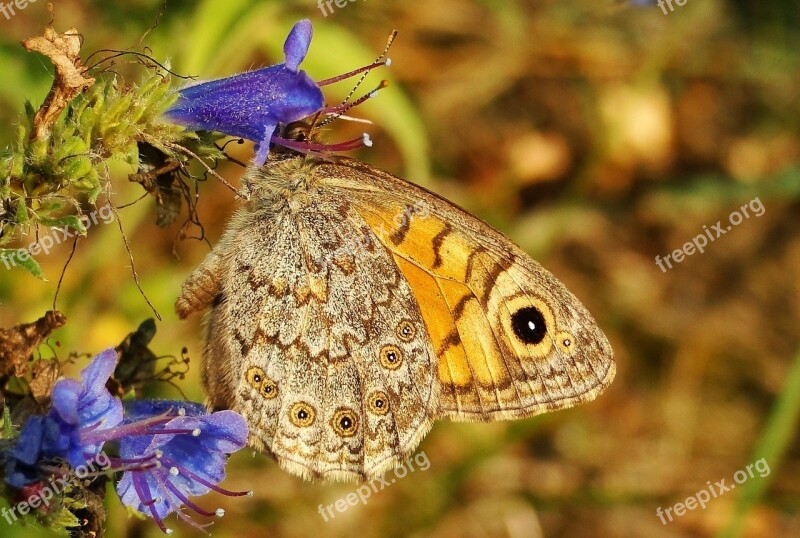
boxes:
[246,366,266,389]
[331,408,359,437]
[511,306,547,344]
[396,320,416,342]
[289,402,316,427]
[557,331,576,354]
[380,345,403,370]
[259,378,279,400]
[282,120,312,142]
[368,391,390,415]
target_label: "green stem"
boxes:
[717,347,800,538]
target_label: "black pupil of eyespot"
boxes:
[402,325,410,334]
[341,417,352,428]
[375,399,384,407]
[253,375,261,383]
[298,410,307,419]
[265,386,272,392]
[387,352,396,362]
[511,306,547,344]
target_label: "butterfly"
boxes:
[175,152,615,482]
[169,18,614,482]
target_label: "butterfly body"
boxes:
[177,156,615,481]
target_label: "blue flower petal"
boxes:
[47,348,123,467]
[115,471,142,511]
[122,399,205,422]
[78,349,124,429]
[116,400,249,523]
[81,348,118,396]
[165,67,323,147]
[283,19,313,72]
[51,378,81,425]
[163,19,325,166]
[4,416,48,488]
[117,468,176,522]
[9,416,45,465]
[196,410,248,453]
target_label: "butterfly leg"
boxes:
[175,251,224,319]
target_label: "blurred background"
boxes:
[1,0,799,536]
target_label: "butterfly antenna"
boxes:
[316,29,397,128]
[318,80,389,127]
[316,29,396,90]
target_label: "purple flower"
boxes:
[4,350,121,488]
[2,349,251,533]
[165,19,322,165]
[164,19,386,165]
[115,400,250,534]
[3,416,60,488]
[48,348,124,468]
[4,349,121,488]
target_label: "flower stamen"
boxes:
[161,458,251,497]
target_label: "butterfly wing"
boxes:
[317,158,615,422]
[177,174,438,481]
[177,155,615,481]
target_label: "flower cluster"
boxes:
[3,349,250,534]
[165,19,387,165]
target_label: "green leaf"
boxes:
[39,214,88,235]
[181,0,256,74]
[14,197,27,225]
[2,405,14,439]
[0,248,47,280]
[48,504,82,529]
[717,347,800,538]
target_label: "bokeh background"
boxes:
[1,0,799,536]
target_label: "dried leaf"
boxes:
[29,359,61,404]
[0,311,66,380]
[21,27,95,140]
